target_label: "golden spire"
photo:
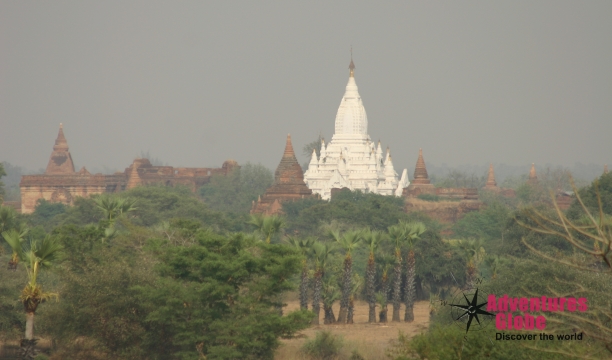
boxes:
[349,47,355,77]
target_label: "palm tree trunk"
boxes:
[392,256,402,322]
[380,272,389,323]
[311,270,322,325]
[337,256,352,324]
[404,250,416,322]
[366,255,376,323]
[25,312,34,340]
[300,265,309,310]
[324,305,336,324]
[20,338,38,360]
[379,307,388,323]
[465,261,476,290]
[347,296,355,324]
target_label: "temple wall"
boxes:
[20,177,108,214]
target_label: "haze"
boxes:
[1,1,611,175]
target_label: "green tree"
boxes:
[0,162,6,202]
[141,232,312,359]
[321,278,340,325]
[311,241,333,325]
[199,162,273,214]
[330,229,362,324]
[285,236,315,310]
[567,171,612,219]
[18,235,62,357]
[402,222,426,322]
[248,214,285,243]
[388,223,405,322]
[2,227,28,271]
[363,229,384,323]
[0,205,18,234]
[515,177,612,355]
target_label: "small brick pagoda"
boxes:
[251,134,314,215]
[402,148,481,223]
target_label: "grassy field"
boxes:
[276,300,430,360]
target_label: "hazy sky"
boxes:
[1,1,611,174]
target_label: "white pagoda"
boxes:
[304,60,409,200]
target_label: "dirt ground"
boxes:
[276,300,430,359]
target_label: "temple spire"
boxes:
[485,163,497,188]
[45,123,75,174]
[604,164,609,174]
[284,134,295,157]
[529,163,538,181]
[412,148,431,184]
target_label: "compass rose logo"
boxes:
[449,288,495,333]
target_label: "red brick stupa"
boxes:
[45,123,75,174]
[404,148,435,196]
[251,134,314,215]
[484,163,498,190]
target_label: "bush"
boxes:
[417,193,440,202]
[302,331,344,360]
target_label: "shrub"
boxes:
[417,193,440,202]
[302,331,344,360]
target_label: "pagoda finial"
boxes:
[604,164,608,174]
[413,148,430,184]
[529,163,537,179]
[349,47,355,77]
[485,163,497,188]
[283,134,295,157]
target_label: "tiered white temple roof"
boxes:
[304,60,409,200]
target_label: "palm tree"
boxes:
[2,227,28,271]
[18,235,62,355]
[402,221,426,322]
[376,292,388,323]
[321,277,340,324]
[347,274,363,324]
[247,214,286,243]
[363,229,384,323]
[388,223,406,322]
[330,229,363,324]
[377,254,394,323]
[94,195,137,239]
[0,205,18,234]
[285,236,315,310]
[455,238,485,290]
[311,241,333,325]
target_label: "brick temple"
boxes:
[251,134,315,215]
[18,124,237,213]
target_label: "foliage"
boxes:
[432,169,485,189]
[0,162,6,201]
[513,176,612,356]
[452,201,511,242]
[29,200,67,228]
[567,171,612,219]
[120,185,243,232]
[43,244,156,360]
[140,231,313,359]
[247,213,286,243]
[0,253,26,340]
[416,193,440,202]
[301,331,344,360]
[386,325,594,360]
[199,162,273,214]
[285,189,410,236]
